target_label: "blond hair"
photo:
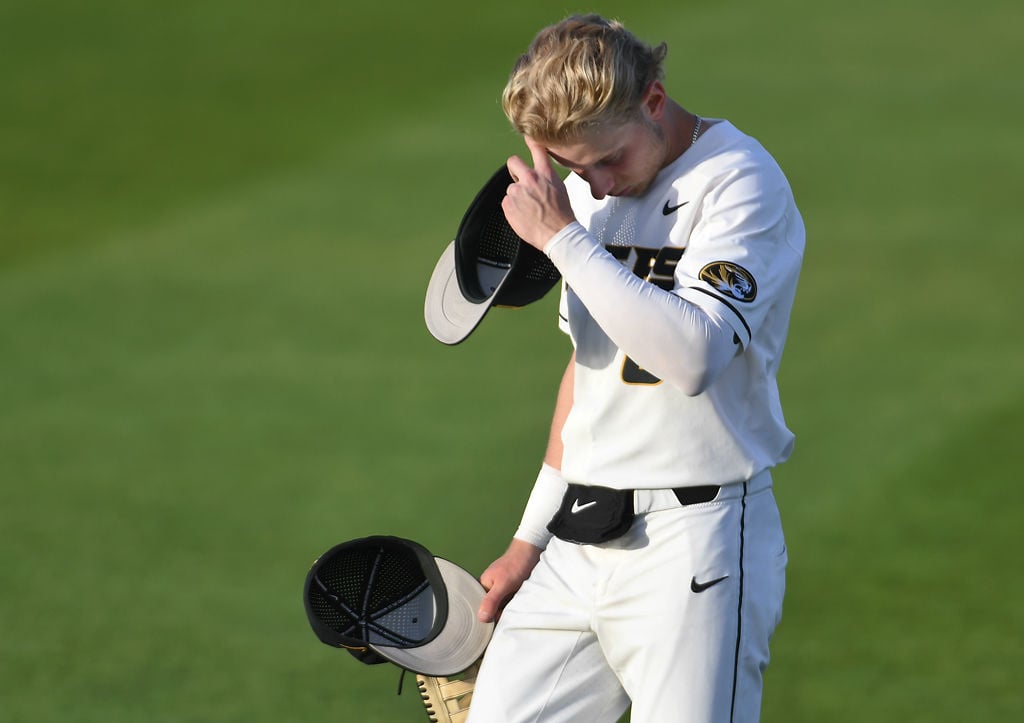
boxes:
[502,15,668,143]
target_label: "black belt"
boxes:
[673,485,720,506]
[549,483,724,545]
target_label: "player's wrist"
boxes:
[542,221,586,258]
[513,463,566,549]
[505,537,544,563]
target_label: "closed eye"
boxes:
[596,153,623,168]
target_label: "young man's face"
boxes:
[544,117,668,201]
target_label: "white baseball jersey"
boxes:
[548,119,805,490]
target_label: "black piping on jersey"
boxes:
[686,286,752,344]
[729,480,749,723]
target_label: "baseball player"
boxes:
[468,15,805,723]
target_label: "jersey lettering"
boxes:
[604,245,684,291]
[605,245,686,384]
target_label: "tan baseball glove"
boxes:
[415,658,481,723]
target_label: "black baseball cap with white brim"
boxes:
[424,165,562,344]
[304,536,493,676]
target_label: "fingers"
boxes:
[524,136,556,180]
[478,577,514,623]
[477,542,543,623]
[507,137,555,185]
[477,561,516,623]
[506,153,531,184]
[502,141,573,251]
[477,586,503,623]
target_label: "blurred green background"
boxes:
[1,0,1021,720]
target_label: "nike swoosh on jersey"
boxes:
[662,200,689,215]
[571,499,598,514]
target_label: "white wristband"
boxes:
[513,464,566,549]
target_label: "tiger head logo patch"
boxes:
[698,261,757,302]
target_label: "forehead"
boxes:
[544,122,645,168]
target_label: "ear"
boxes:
[642,80,667,121]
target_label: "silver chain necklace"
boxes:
[690,116,703,148]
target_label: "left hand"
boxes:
[502,137,576,252]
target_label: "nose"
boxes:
[586,170,615,200]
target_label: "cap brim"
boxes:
[424,240,506,345]
[369,557,494,676]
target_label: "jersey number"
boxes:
[621,357,662,385]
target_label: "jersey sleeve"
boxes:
[545,222,739,396]
[675,162,804,349]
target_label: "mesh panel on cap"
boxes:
[309,542,435,647]
[448,163,561,312]
[523,254,561,282]
[476,207,519,268]
[474,202,558,283]
[476,201,559,302]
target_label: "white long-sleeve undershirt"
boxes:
[545,221,738,396]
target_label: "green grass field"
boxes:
[2,0,1021,720]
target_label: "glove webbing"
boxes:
[415,659,480,723]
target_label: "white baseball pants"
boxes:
[468,472,787,723]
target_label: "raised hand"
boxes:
[502,137,577,252]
